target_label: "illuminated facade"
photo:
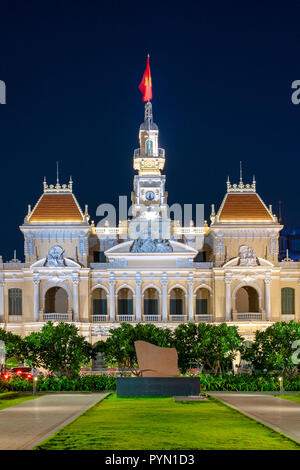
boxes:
[0,102,298,343]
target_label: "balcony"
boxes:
[195,314,213,323]
[170,315,187,322]
[133,148,165,158]
[117,315,135,322]
[233,313,263,321]
[143,315,161,323]
[91,315,109,323]
[41,313,73,322]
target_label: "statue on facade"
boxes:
[45,245,65,266]
[238,245,258,266]
[130,238,173,253]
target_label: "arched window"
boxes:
[170,288,185,315]
[45,287,68,313]
[236,286,259,313]
[118,288,133,315]
[92,288,107,315]
[8,288,22,315]
[144,288,159,315]
[196,288,210,314]
[145,139,153,156]
[281,287,295,315]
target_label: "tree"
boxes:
[24,322,96,377]
[241,321,300,375]
[0,328,24,371]
[96,323,173,375]
[172,323,201,373]
[197,323,243,374]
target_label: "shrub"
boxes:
[2,375,116,392]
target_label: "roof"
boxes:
[28,193,84,223]
[217,193,273,222]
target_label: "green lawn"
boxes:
[0,392,41,410]
[275,394,300,404]
[35,394,300,450]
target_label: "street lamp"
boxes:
[278,376,283,395]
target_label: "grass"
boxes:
[0,391,41,410]
[274,394,300,404]
[35,394,300,450]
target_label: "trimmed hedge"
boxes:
[1,374,300,393]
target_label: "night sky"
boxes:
[0,1,300,261]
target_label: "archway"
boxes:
[118,288,133,315]
[92,288,107,316]
[236,286,259,313]
[196,288,210,314]
[144,288,159,315]
[45,287,68,313]
[170,288,185,315]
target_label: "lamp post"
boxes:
[32,368,38,396]
[279,376,283,395]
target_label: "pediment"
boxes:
[105,240,197,257]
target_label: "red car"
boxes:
[4,367,33,380]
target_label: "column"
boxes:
[264,277,271,321]
[188,278,194,322]
[135,278,142,322]
[72,277,79,322]
[109,276,115,322]
[225,276,232,321]
[0,276,4,322]
[33,276,40,322]
[162,275,168,323]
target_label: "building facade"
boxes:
[0,102,299,343]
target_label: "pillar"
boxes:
[33,277,40,322]
[188,279,194,322]
[0,276,4,322]
[109,277,115,322]
[225,276,232,321]
[162,276,168,323]
[135,279,142,322]
[265,277,271,321]
[73,277,79,322]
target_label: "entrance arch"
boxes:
[143,288,159,315]
[118,288,133,315]
[45,287,68,313]
[236,286,259,313]
[170,287,186,315]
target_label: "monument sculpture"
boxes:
[134,341,180,377]
[116,341,200,397]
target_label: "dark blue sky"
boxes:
[0,0,300,260]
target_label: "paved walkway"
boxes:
[0,393,108,450]
[210,392,300,443]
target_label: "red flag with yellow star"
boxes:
[139,55,152,102]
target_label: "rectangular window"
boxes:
[93,299,107,315]
[93,251,106,263]
[170,299,183,315]
[8,289,22,315]
[144,299,158,315]
[196,299,208,314]
[118,299,133,315]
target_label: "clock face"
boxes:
[145,191,155,201]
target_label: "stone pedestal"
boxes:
[116,377,200,397]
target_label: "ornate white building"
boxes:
[0,102,298,342]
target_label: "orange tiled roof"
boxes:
[28,193,84,223]
[218,193,273,222]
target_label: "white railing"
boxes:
[235,313,263,321]
[170,315,187,322]
[42,313,72,322]
[7,315,22,322]
[117,315,135,322]
[92,315,108,323]
[143,315,161,322]
[196,314,213,323]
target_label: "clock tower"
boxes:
[131,101,168,222]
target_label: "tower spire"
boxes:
[240,161,243,183]
[56,161,59,185]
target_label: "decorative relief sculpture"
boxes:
[238,245,258,266]
[46,245,65,266]
[134,341,180,377]
[130,238,173,253]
